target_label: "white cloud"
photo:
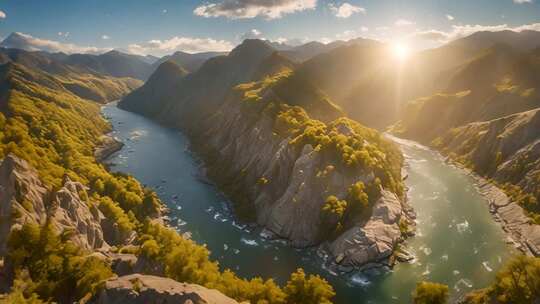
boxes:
[127,36,234,56]
[361,26,369,32]
[57,32,70,38]
[102,35,110,40]
[336,30,358,40]
[194,0,317,19]
[329,2,366,18]
[395,19,415,26]
[1,32,108,54]
[514,0,532,3]
[446,14,454,21]
[411,22,540,44]
[240,29,263,40]
[0,10,6,19]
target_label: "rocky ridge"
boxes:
[192,84,414,268]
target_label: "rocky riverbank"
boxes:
[95,134,124,162]
[439,157,540,257]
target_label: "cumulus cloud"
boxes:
[395,19,415,26]
[446,14,454,21]
[0,10,6,19]
[194,0,317,19]
[514,0,532,3]
[127,36,234,56]
[240,29,263,40]
[329,2,366,18]
[0,32,108,54]
[412,22,540,44]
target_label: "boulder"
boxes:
[329,190,404,267]
[93,274,239,304]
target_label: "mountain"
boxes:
[121,39,276,125]
[280,38,381,63]
[252,51,297,80]
[152,50,227,73]
[0,47,142,103]
[63,50,154,80]
[0,33,156,80]
[120,61,188,116]
[393,32,540,230]
[397,45,540,142]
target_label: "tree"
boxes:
[284,269,335,304]
[412,281,449,304]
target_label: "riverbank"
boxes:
[390,135,540,257]
[95,134,124,162]
[449,161,540,257]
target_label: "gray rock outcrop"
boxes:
[193,91,411,266]
[329,190,404,266]
[0,154,110,253]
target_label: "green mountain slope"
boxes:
[0,48,142,103]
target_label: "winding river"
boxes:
[102,103,513,304]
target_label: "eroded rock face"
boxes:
[49,176,110,251]
[0,154,111,254]
[0,155,49,255]
[329,190,404,267]
[94,274,239,304]
[193,93,410,265]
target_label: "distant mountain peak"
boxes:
[230,39,275,58]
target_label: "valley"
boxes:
[1,10,540,302]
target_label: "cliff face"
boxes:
[434,109,540,200]
[0,154,133,255]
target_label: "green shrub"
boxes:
[412,281,449,304]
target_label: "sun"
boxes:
[392,42,410,61]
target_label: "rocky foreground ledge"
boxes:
[93,274,238,304]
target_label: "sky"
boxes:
[0,0,539,56]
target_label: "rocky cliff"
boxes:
[195,84,411,256]
[0,154,112,254]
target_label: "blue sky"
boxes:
[0,0,539,56]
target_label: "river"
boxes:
[102,103,512,304]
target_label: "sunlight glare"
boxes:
[392,42,410,61]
